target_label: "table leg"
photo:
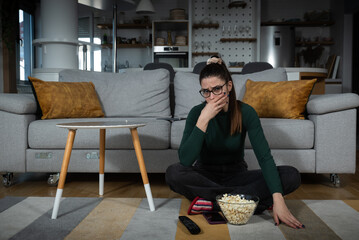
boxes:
[99,129,106,196]
[130,128,155,211]
[51,129,76,219]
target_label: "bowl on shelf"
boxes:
[216,193,259,225]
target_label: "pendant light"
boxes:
[136,0,155,14]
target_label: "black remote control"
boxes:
[178,216,201,235]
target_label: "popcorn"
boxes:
[217,194,258,225]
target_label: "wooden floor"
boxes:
[1,152,359,200]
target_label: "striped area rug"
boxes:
[1,197,359,240]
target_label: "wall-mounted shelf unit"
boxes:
[261,21,334,27]
[192,52,219,56]
[192,23,219,29]
[101,43,152,48]
[97,23,152,29]
[220,38,256,42]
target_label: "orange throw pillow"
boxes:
[29,77,104,119]
[242,79,316,119]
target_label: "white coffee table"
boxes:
[51,121,155,219]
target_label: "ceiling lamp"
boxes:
[136,0,155,14]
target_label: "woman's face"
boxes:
[200,76,232,104]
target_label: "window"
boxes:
[78,17,101,71]
[18,9,33,81]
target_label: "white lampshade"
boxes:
[136,0,155,14]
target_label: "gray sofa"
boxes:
[1,68,359,186]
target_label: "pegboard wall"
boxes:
[192,0,258,66]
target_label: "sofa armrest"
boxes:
[308,109,357,174]
[0,93,37,114]
[307,93,359,115]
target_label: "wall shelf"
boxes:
[220,38,256,42]
[193,23,219,29]
[261,21,334,27]
[97,23,152,29]
[228,1,247,9]
[101,43,151,48]
[192,52,219,56]
[295,41,334,46]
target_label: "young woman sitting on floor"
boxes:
[165,56,304,229]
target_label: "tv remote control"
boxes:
[178,216,201,234]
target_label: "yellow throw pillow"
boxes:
[242,79,316,119]
[29,77,104,119]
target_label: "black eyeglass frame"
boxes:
[199,82,227,98]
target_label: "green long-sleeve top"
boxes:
[178,101,283,195]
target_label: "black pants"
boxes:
[165,163,301,207]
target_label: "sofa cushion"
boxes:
[244,118,314,149]
[59,69,171,118]
[28,118,170,150]
[29,77,104,119]
[173,71,203,118]
[173,68,288,118]
[170,118,314,150]
[232,67,288,100]
[170,120,186,149]
[242,79,316,119]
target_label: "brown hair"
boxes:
[199,60,242,135]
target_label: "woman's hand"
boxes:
[272,193,304,229]
[196,93,228,132]
[202,92,228,120]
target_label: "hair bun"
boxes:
[206,56,223,65]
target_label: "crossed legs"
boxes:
[165,163,301,207]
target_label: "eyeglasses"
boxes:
[199,82,227,98]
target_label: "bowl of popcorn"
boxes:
[216,193,259,225]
